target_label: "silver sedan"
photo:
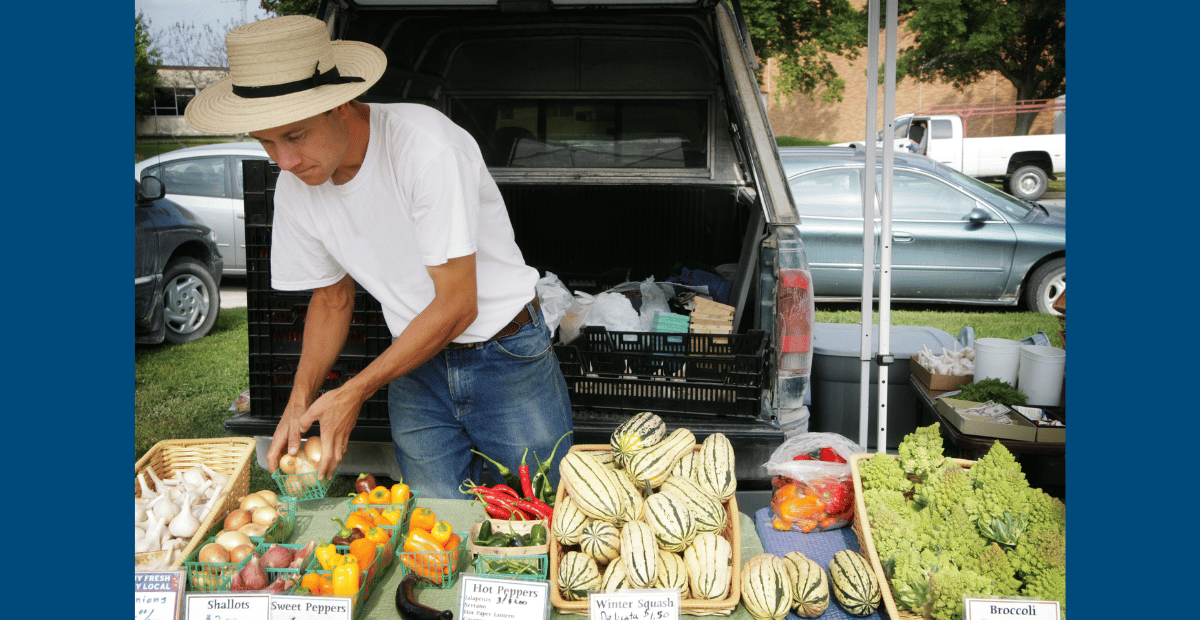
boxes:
[135,142,272,276]
[780,147,1065,313]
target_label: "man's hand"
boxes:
[265,399,312,474]
[297,387,364,480]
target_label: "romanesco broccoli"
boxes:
[1022,568,1066,616]
[919,503,988,569]
[897,423,949,479]
[913,464,981,520]
[1025,487,1066,535]
[1011,519,1066,580]
[857,451,911,492]
[971,441,1033,545]
[928,566,995,620]
[888,546,936,614]
[967,543,1022,596]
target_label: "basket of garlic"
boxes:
[911,344,975,391]
[135,437,256,569]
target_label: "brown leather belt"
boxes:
[445,296,540,351]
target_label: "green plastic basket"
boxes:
[395,530,470,589]
[182,537,251,592]
[254,541,318,591]
[473,553,548,581]
[314,552,378,616]
[274,495,299,540]
[271,468,333,500]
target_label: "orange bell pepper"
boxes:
[776,495,824,523]
[368,486,391,504]
[442,532,461,552]
[376,506,404,528]
[390,482,411,505]
[364,525,391,546]
[345,511,375,535]
[301,572,326,595]
[429,520,453,547]
[350,491,370,505]
[409,506,436,532]
[349,538,377,568]
[402,529,449,582]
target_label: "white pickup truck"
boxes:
[839,112,1066,201]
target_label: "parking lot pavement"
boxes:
[220,278,247,309]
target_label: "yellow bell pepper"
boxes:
[390,482,411,505]
[332,561,360,597]
[376,506,404,528]
[316,542,342,571]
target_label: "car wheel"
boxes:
[1006,165,1049,201]
[162,257,220,344]
[1024,258,1065,316]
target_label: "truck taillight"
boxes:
[776,268,813,376]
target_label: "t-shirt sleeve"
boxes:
[407,146,481,266]
[270,182,348,291]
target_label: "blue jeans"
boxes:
[388,301,574,499]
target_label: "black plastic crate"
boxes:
[243,159,280,227]
[247,355,391,422]
[248,290,390,358]
[553,327,768,419]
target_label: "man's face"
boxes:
[250,107,351,186]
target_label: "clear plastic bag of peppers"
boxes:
[763,432,862,533]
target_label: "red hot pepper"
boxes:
[519,448,535,499]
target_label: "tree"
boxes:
[259,0,322,17]
[156,20,241,92]
[741,0,868,103]
[896,0,1065,134]
[135,12,163,122]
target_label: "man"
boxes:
[185,15,573,498]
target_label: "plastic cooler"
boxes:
[809,323,958,450]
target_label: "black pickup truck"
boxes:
[225,0,817,505]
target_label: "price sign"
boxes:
[588,589,680,620]
[964,598,1061,620]
[184,592,271,620]
[268,594,354,620]
[135,570,186,620]
[459,575,550,620]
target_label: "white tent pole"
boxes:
[877,0,899,453]
[858,0,881,449]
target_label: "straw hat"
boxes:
[185,15,386,134]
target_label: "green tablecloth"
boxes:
[287,496,764,619]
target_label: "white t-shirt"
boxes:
[270,103,539,342]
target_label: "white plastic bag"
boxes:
[638,277,672,331]
[559,291,640,344]
[535,271,574,337]
[763,432,864,483]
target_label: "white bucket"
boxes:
[1018,345,1066,407]
[973,338,1022,385]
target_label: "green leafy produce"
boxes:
[956,378,1027,406]
[859,426,1066,618]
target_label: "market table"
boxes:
[280,496,767,619]
[909,375,1065,497]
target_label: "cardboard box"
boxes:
[935,397,1037,442]
[1012,406,1066,444]
[910,355,973,391]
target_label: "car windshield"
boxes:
[878,116,910,142]
[940,165,1037,219]
[450,98,708,169]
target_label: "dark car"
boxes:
[135,176,224,344]
[779,147,1065,313]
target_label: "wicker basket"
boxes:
[135,437,256,568]
[849,453,976,620]
[548,444,742,616]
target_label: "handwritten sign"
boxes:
[184,592,271,620]
[589,589,680,620]
[459,575,550,620]
[267,594,354,620]
[965,598,1061,620]
[135,570,186,620]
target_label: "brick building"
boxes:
[763,15,1060,142]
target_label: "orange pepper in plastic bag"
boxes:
[776,494,824,522]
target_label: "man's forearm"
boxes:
[289,277,356,408]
